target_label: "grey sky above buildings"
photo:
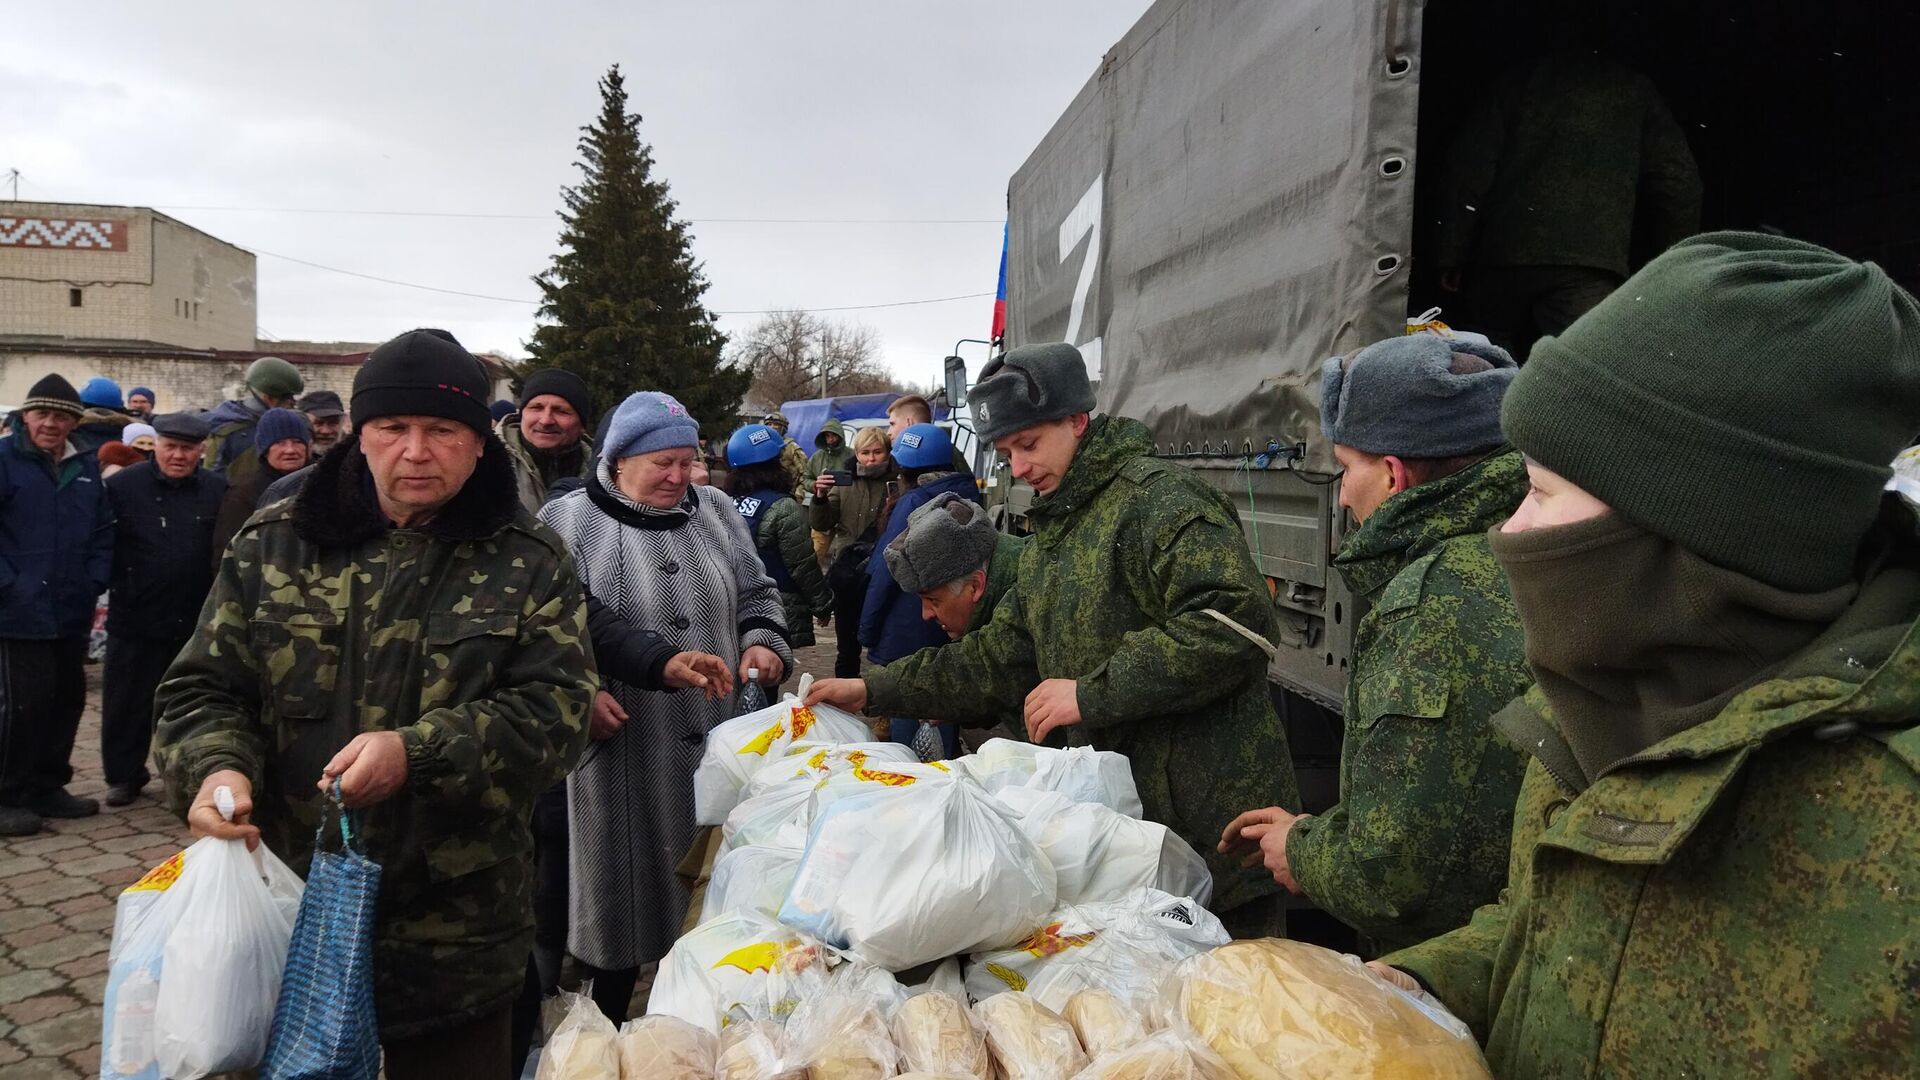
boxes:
[3,2,1150,386]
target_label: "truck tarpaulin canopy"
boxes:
[1004,0,1421,472]
[780,393,901,454]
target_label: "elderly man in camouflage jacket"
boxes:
[154,329,597,1078]
[808,343,1298,932]
[1221,333,1531,954]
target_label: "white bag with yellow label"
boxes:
[693,692,874,825]
[646,911,830,1034]
[963,889,1226,1013]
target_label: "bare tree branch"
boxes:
[730,309,905,407]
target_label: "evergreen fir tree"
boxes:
[528,65,747,435]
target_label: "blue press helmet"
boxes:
[891,423,952,469]
[726,423,785,467]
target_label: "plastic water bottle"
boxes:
[736,667,769,716]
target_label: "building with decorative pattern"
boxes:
[0,201,514,414]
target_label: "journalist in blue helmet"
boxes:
[725,424,833,650]
[858,423,979,759]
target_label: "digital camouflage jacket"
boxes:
[865,415,1297,912]
[1385,551,1920,1078]
[1287,450,1530,953]
[153,434,598,1039]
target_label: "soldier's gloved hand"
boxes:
[739,645,784,686]
[188,769,260,851]
[804,677,869,713]
[664,652,734,699]
[1365,961,1421,995]
[319,731,410,808]
[589,690,628,740]
[1023,679,1083,743]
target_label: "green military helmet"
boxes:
[246,356,304,402]
[761,411,790,435]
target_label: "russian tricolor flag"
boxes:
[990,221,1008,344]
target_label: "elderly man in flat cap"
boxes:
[100,411,228,806]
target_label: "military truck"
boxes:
[946,0,1917,812]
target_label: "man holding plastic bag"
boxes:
[154,329,599,1077]
[808,342,1299,934]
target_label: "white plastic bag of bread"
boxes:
[716,1019,805,1080]
[695,695,875,825]
[648,911,830,1034]
[1168,939,1493,1080]
[890,991,989,1079]
[780,774,1057,971]
[972,991,1089,1080]
[535,988,620,1080]
[614,1013,717,1079]
[744,742,920,800]
[1067,1028,1239,1080]
[964,889,1228,1013]
[994,787,1212,907]
[951,739,1143,817]
[1061,988,1150,1059]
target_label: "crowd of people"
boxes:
[0,230,1912,1077]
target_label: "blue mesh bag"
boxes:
[261,781,382,1080]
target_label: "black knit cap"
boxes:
[20,374,85,418]
[351,329,492,435]
[518,368,593,423]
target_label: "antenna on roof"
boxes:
[4,169,18,200]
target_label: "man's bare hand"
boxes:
[1219,806,1287,857]
[1237,812,1308,894]
[804,677,869,713]
[188,769,260,850]
[664,652,733,699]
[813,472,836,497]
[1366,961,1421,994]
[589,690,628,740]
[1023,679,1082,743]
[318,731,410,808]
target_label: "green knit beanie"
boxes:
[1503,231,1920,591]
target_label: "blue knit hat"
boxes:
[254,407,312,450]
[128,386,156,404]
[604,391,700,459]
[79,377,124,409]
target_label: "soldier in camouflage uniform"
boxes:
[1371,234,1920,1077]
[1221,334,1531,954]
[154,329,597,1077]
[808,343,1297,927]
[762,411,813,500]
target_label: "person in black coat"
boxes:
[100,412,226,806]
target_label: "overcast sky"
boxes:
[2,2,1152,387]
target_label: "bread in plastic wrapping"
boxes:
[780,775,1057,971]
[536,989,620,1080]
[615,1013,716,1079]
[1068,1029,1238,1080]
[718,1019,805,1080]
[965,889,1227,1013]
[973,991,1088,1080]
[695,698,874,825]
[784,960,906,1080]
[952,738,1142,817]
[891,991,989,1079]
[1169,939,1492,1080]
[647,911,829,1034]
[1063,988,1149,1058]
[995,788,1212,907]
[704,843,805,922]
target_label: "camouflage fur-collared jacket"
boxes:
[1384,548,1920,1078]
[497,413,594,515]
[1286,449,1531,953]
[153,432,598,1040]
[865,415,1298,912]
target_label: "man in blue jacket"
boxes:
[100,412,226,807]
[0,375,116,835]
[859,423,977,758]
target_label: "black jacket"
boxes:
[105,461,226,640]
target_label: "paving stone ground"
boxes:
[0,630,855,1078]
